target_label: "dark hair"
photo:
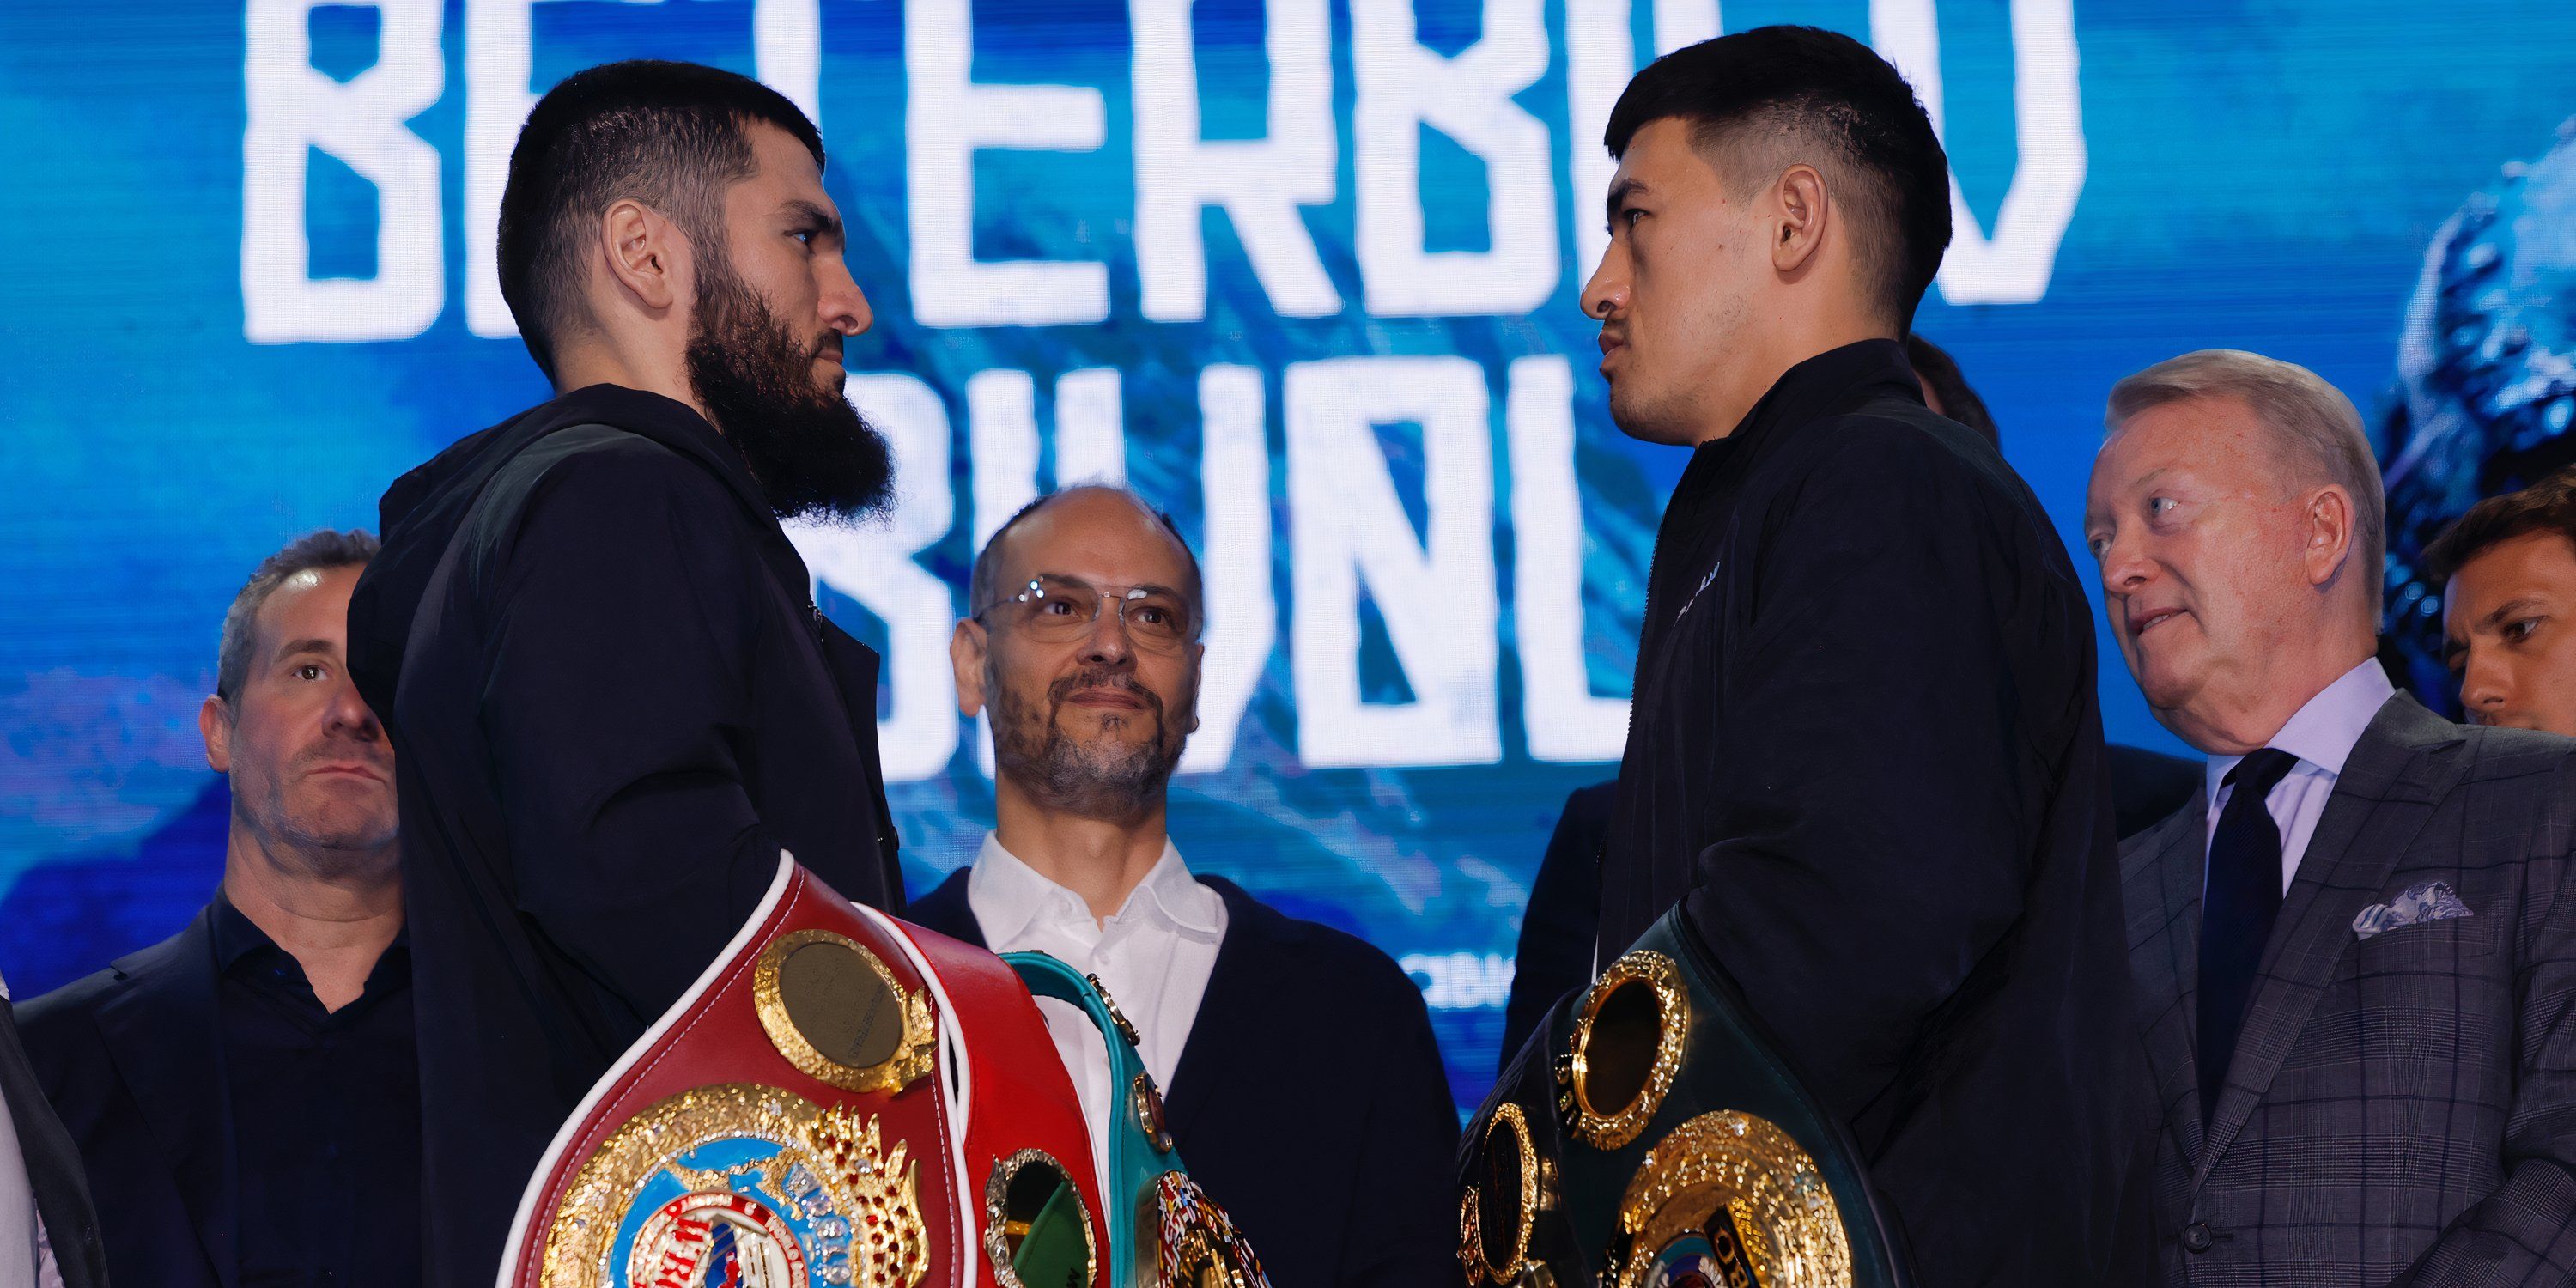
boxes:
[2423,467,2576,582]
[497,60,825,380]
[970,487,1205,618]
[216,529,380,707]
[1606,26,1951,328]
[1905,334,1996,446]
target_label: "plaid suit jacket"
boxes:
[2121,693,2576,1285]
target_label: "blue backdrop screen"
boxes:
[3,0,2573,1113]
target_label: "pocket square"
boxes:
[2353,879,2474,939]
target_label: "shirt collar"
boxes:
[210,889,278,973]
[968,833,1223,943]
[2204,658,2396,799]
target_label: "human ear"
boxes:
[950,620,988,717]
[600,200,680,314]
[2302,484,2357,589]
[1771,165,1829,275]
[200,694,233,773]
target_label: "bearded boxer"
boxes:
[907,485,1458,1287]
[343,60,902,1283]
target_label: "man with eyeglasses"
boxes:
[905,484,1458,1287]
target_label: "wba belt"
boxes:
[497,854,1105,1288]
[1459,906,1915,1288]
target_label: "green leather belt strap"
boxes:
[1004,952,1185,1288]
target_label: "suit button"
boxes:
[2182,1223,2214,1253]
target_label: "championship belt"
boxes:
[498,854,1108,1288]
[1458,907,1914,1288]
[1003,953,1270,1288]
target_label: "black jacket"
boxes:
[0,990,105,1288]
[1584,340,2144,1286]
[346,385,903,1285]
[907,868,1459,1288]
[1500,749,2201,1064]
[19,913,237,1288]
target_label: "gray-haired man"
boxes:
[2085,350,2576,1284]
[21,530,416,1288]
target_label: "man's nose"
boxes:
[2459,647,2512,718]
[822,254,872,337]
[1580,249,1626,321]
[2097,528,2154,592]
[1078,604,1134,666]
[326,676,386,743]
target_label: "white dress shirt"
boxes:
[2203,659,2396,895]
[0,971,60,1288]
[967,834,1226,1186]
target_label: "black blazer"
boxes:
[15,911,225,1288]
[908,868,1458,1287]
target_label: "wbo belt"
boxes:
[499,854,1106,1288]
[1459,905,1915,1288]
[1003,952,1269,1288]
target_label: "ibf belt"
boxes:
[1457,906,1915,1288]
[498,854,1106,1288]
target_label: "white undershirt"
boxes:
[0,971,61,1288]
[966,835,1226,1188]
[2202,659,2395,895]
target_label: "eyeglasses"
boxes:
[972,574,1198,653]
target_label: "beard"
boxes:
[684,254,896,523]
[987,664,1190,819]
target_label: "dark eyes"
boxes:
[1039,598,1078,617]
[1133,605,1173,627]
[2506,617,2543,643]
[293,663,325,682]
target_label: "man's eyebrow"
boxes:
[2480,596,2546,631]
[782,199,842,240]
[1605,177,1643,229]
[270,637,340,662]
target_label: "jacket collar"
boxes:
[95,908,239,1288]
[1709,338,1923,461]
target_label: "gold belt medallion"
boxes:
[540,1083,931,1288]
[1609,1111,1850,1288]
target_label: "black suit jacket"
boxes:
[15,912,223,1287]
[345,386,903,1283]
[908,868,1458,1287]
[1586,340,2145,1286]
[1503,751,2204,1063]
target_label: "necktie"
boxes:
[2198,747,2300,1126]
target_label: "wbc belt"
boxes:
[1459,906,1914,1288]
[1003,953,1269,1288]
[497,854,1106,1288]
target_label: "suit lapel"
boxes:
[93,912,239,1288]
[2122,797,2210,1165]
[2195,696,2466,1186]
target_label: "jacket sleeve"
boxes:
[476,446,791,1026]
[1681,424,2069,1118]
[2389,789,2576,1287]
[1334,953,1465,1287]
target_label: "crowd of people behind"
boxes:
[2,22,2573,1288]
